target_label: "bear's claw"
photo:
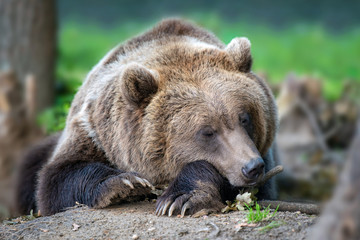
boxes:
[93,172,154,208]
[167,193,191,217]
[156,190,223,217]
[155,193,191,217]
[134,176,155,190]
[118,173,155,190]
[155,199,171,216]
[155,161,231,217]
[121,179,134,189]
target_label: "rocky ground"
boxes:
[0,200,317,240]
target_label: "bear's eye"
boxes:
[199,126,216,139]
[239,113,250,127]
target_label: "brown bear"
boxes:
[16,19,278,217]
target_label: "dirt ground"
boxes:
[0,200,317,240]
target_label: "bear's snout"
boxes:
[241,157,264,181]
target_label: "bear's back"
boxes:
[100,19,225,67]
[69,19,227,118]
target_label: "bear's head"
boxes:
[120,37,278,187]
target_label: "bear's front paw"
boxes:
[93,172,155,209]
[155,187,224,217]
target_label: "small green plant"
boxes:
[258,221,284,233]
[245,203,279,223]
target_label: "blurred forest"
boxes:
[0,0,359,230]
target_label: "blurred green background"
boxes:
[39,0,360,133]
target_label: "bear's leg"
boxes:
[37,160,154,216]
[16,134,60,215]
[155,160,237,217]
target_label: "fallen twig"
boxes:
[257,165,284,187]
[258,200,320,215]
[250,165,320,215]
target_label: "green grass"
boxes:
[245,203,279,223]
[258,221,284,233]
[194,14,360,101]
[39,14,360,133]
[38,100,70,133]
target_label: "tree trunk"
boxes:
[310,117,360,240]
[0,0,56,112]
[0,0,56,219]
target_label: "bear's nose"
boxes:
[241,157,265,180]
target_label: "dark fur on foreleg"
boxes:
[156,160,238,217]
[37,161,154,216]
[15,134,61,215]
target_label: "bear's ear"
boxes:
[225,37,252,72]
[121,63,158,107]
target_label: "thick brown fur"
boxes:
[17,19,278,216]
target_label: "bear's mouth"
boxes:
[243,181,257,187]
[242,171,265,187]
[232,171,264,188]
[225,171,263,188]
